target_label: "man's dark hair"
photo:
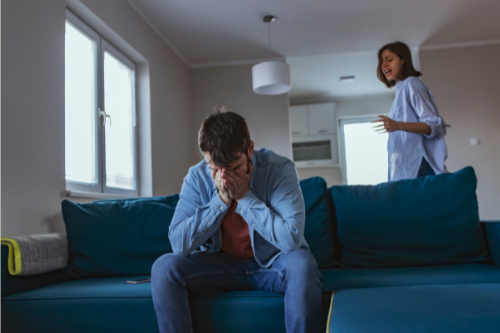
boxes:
[377,41,422,88]
[198,106,251,167]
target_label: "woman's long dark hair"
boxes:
[377,41,422,88]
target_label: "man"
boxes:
[152,107,322,333]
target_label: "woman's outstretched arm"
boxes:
[372,115,431,135]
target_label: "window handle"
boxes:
[99,108,112,127]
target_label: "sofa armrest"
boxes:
[482,221,500,267]
[1,244,61,298]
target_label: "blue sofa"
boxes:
[2,167,500,332]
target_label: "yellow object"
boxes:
[1,238,22,275]
[326,291,335,333]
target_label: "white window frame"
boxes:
[338,114,387,185]
[65,10,139,198]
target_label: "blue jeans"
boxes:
[151,250,323,333]
[417,157,436,178]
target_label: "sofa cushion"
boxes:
[5,264,500,333]
[330,167,488,268]
[320,263,500,292]
[484,222,500,267]
[328,283,500,333]
[300,177,335,268]
[60,195,179,280]
[2,277,331,333]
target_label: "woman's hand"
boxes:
[372,115,432,135]
[372,115,401,133]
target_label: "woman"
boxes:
[373,41,448,181]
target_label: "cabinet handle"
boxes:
[292,131,300,135]
[317,129,327,133]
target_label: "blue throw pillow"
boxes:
[300,177,336,268]
[330,167,488,268]
[60,194,179,280]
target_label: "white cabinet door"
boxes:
[289,106,309,136]
[308,103,336,135]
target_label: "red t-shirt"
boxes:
[220,200,254,258]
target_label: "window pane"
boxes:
[104,52,135,190]
[65,21,97,184]
[343,122,388,185]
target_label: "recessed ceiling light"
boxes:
[340,76,355,83]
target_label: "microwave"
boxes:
[291,134,339,168]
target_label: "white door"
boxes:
[289,106,309,136]
[308,103,336,135]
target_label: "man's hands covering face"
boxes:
[221,161,253,202]
[211,161,254,204]
[211,168,232,205]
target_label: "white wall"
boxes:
[420,44,500,220]
[190,65,291,162]
[1,0,192,237]
[292,94,395,186]
[2,0,67,237]
[335,94,394,118]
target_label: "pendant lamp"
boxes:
[252,16,291,95]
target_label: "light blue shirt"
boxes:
[388,76,448,181]
[169,148,309,267]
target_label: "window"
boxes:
[339,117,388,185]
[65,10,138,197]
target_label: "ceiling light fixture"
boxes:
[252,15,291,95]
[340,75,356,83]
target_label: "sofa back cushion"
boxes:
[330,167,488,268]
[300,177,336,268]
[61,177,336,280]
[60,195,179,280]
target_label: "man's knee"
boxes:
[152,253,186,282]
[284,250,320,280]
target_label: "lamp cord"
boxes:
[268,23,272,58]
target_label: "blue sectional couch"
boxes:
[2,167,500,332]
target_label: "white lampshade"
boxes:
[252,61,291,95]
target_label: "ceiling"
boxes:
[128,0,500,98]
[288,50,400,101]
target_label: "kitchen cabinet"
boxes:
[289,103,335,136]
[307,103,336,135]
[289,102,339,169]
[289,105,309,136]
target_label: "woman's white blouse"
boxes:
[387,76,448,181]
